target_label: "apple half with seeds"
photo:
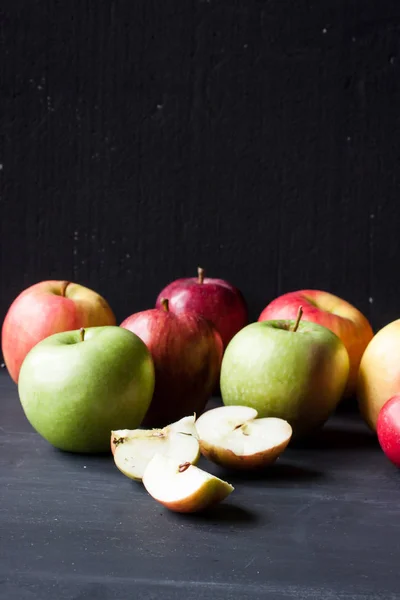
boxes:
[142,454,234,513]
[195,405,292,470]
[112,415,200,481]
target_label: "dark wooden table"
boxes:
[1,370,399,599]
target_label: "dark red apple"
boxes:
[120,299,223,427]
[155,267,248,349]
[377,395,400,467]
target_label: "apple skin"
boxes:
[220,320,350,438]
[258,290,373,397]
[377,396,400,467]
[155,268,248,350]
[2,280,116,383]
[120,303,223,426]
[198,422,292,470]
[142,454,234,513]
[357,320,400,430]
[18,326,155,453]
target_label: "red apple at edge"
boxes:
[121,298,223,427]
[155,267,248,350]
[258,290,373,397]
[2,280,116,383]
[377,395,400,467]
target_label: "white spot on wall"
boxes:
[369,297,374,304]
[47,96,55,112]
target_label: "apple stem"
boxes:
[160,298,169,312]
[79,327,85,342]
[178,462,191,473]
[60,281,70,297]
[197,267,205,284]
[292,306,303,333]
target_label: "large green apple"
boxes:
[18,326,155,453]
[220,317,349,437]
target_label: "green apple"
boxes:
[18,326,155,453]
[220,310,349,437]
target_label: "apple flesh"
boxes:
[258,289,373,397]
[142,454,234,513]
[195,406,292,469]
[111,413,198,455]
[2,280,116,383]
[220,314,349,438]
[155,267,248,350]
[18,326,154,453]
[377,395,400,467]
[120,299,223,426]
[357,320,400,430]
[112,415,200,480]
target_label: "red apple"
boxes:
[1,280,116,383]
[377,395,400,467]
[120,298,223,427]
[258,290,373,397]
[155,267,247,350]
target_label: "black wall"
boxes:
[2,1,400,343]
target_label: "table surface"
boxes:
[1,371,399,600]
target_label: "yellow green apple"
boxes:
[18,326,155,453]
[258,289,373,396]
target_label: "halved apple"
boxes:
[195,405,292,469]
[112,415,200,481]
[142,454,234,513]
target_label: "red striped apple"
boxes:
[155,267,248,349]
[377,395,400,467]
[357,320,400,430]
[120,299,223,426]
[2,280,116,383]
[258,290,373,397]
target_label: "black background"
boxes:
[2,1,400,345]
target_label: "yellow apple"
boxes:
[357,319,400,430]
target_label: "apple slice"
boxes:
[195,406,292,469]
[111,413,197,455]
[142,454,234,513]
[112,415,200,481]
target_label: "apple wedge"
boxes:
[195,406,292,470]
[142,454,234,513]
[112,415,200,481]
